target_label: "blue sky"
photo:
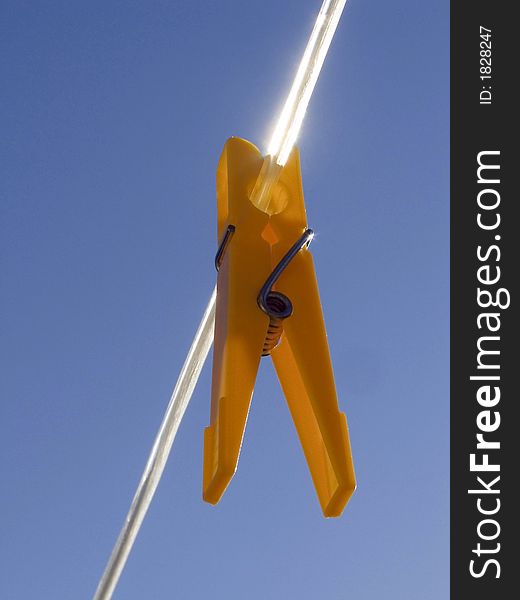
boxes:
[1,1,448,598]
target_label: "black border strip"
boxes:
[451,3,516,597]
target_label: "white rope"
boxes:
[93,1,349,598]
[93,288,216,600]
[268,0,348,166]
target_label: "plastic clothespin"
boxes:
[203,137,356,517]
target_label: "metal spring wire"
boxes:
[261,295,287,355]
[216,226,314,356]
[258,228,313,353]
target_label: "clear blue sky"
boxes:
[1,1,448,598]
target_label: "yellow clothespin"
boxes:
[203,137,356,517]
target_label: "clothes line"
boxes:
[93,2,348,598]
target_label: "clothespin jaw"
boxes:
[203,137,356,517]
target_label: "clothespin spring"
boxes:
[214,225,314,355]
[214,225,236,271]
[257,227,313,354]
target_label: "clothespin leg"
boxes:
[271,250,356,517]
[203,233,271,505]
